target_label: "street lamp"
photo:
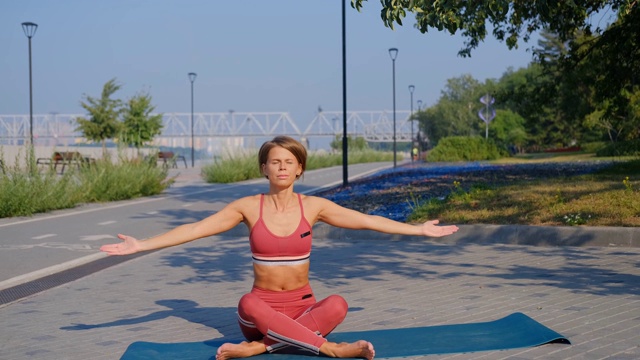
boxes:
[388,48,398,167]
[341,0,349,186]
[417,100,423,153]
[22,22,38,146]
[188,72,197,167]
[408,84,415,162]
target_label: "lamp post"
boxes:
[417,100,423,154]
[341,0,349,186]
[22,22,38,146]
[408,84,415,162]
[188,72,197,167]
[388,48,398,168]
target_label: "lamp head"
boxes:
[22,22,38,38]
[388,48,398,60]
[409,85,415,93]
[188,72,197,82]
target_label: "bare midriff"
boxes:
[253,262,310,291]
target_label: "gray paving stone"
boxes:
[1,235,639,360]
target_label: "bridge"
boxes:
[0,110,419,151]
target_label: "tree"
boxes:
[489,109,527,152]
[570,9,640,142]
[496,63,592,149]
[416,74,489,146]
[352,1,639,146]
[120,92,163,151]
[76,78,123,154]
[350,1,636,57]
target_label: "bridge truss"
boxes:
[0,110,419,148]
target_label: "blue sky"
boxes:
[1,0,537,124]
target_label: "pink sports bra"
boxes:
[249,194,312,266]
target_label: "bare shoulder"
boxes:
[228,194,261,211]
[217,194,261,226]
[300,194,334,208]
[301,194,367,227]
[300,194,344,215]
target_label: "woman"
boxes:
[100,136,459,360]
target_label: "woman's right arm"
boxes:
[100,198,248,255]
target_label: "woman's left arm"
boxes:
[311,196,458,238]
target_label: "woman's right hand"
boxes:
[100,234,142,255]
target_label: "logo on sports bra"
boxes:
[300,231,311,238]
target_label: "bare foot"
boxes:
[320,340,375,360]
[216,341,267,360]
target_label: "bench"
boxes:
[36,151,94,174]
[153,151,187,168]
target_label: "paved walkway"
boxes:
[0,164,639,359]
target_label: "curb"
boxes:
[0,252,108,291]
[310,223,640,248]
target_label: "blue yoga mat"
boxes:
[120,312,569,360]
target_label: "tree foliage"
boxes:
[76,79,164,154]
[76,78,123,153]
[415,74,494,146]
[350,1,636,57]
[351,1,639,148]
[490,109,527,152]
[121,92,164,149]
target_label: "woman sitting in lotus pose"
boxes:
[100,136,459,360]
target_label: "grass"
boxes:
[0,149,173,218]
[77,156,173,202]
[408,156,640,227]
[202,149,398,183]
[493,151,599,163]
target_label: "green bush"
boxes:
[580,141,607,153]
[0,170,83,217]
[201,152,261,183]
[0,152,172,218]
[427,136,507,162]
[202,149,399,183]
[596,139,640,157]
[78,156,172,202]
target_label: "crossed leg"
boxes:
[216,292,374,360]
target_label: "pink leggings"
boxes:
[237,284,348,355]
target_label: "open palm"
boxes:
[100,234,141,255]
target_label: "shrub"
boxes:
[580,141,607,153]
[202,149,398,183]
[77,156,171,202]
[596,139,640,157]
[427,136,506,162]
[0,169,83,217]
[201,153,261,183]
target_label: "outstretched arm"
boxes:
[100,199,246,255]
[313,197,458,238]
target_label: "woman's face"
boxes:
[262,146,302,182]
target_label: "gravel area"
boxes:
[315,161,614,222]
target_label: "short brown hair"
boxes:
[258,136,307,179]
